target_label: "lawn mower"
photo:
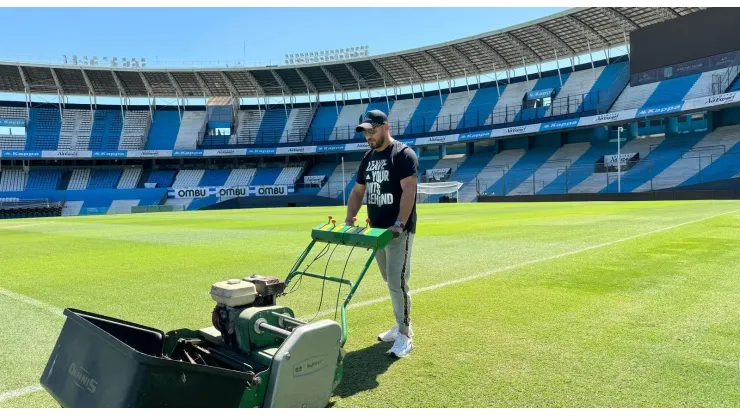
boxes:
[39,216,393,408]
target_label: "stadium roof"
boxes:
[0,7,705,99]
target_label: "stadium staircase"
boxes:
[174,111,206,149]
[508,142,591,195]
[67,168,91,190]
[637,125,740,190]
[331,104,365,141]
[119,111,151,150]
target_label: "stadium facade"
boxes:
[2,6,740,216]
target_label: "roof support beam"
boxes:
[243,70,266,97]
[295,68,318,95]
[502,32,543,63]
[111,70,129,119]
[395,55,423,84]
[447,44,479,73]
[49,67,65,119]
[193,72,213,98]
[16,66,31,118]
[166,72,185,99]
[269,69,293,97]
[600,7,639,32]
[80,69,97,108]
[370,59,398,87]
[473,39,512,70]
[534,25,576,56]
[564,15,609,47]
[139,72,155,121]
[219,72,242,98]
[657,7,680,21]
[344,63,369,88]
[320,66,345,110]
[421,50,452,79]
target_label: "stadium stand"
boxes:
[174,111,206,149]
[67,168,91,190]
[145,170,176,188]
[199,169,231,187]
[145,111,181,150]
[633,125,740,190]
[307,106,341,142]
[275,166,304,185]
[224,168,257,187]
[58,109,94,151]
[406,94,447,135]
[508,142,591,195]
[172,169,206,188]
[235,110,263,144]
[119,111,151,150]
[0,170,27,192]
[26,108,62,150]
[283,108,314,143]
[459,86,503,129]
[331,104,366,141]
[26,170,62,191]
[88,169,123,189]
[117,167,143,189]
[251,167,283,186]
[89,110,124,151]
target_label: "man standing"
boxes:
[344,109,419,358]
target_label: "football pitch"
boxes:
[1,200,739,408]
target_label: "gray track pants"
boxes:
[375,231,414,335]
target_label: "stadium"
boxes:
[1,5,740,409]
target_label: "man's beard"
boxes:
[368,135,385,149]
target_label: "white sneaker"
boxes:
[387,333,413,358]
[378,325,414,342]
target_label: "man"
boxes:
[344,109,419,358]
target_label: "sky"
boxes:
[0,7,569,67]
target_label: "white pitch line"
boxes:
[1,207,738,403]
[0,221,56,230]
[0,384,44,403]
[306,208,740,320]
[0,288,64,317]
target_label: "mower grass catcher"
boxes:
[40,217,392,408]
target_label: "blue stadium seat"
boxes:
[404,94,448,135]
[199,169,231,187]
[89,111,124,151]
[307,106,342,142]
[146,170,177,188]
[88,170,123,189]
[256,109,289,143]
[25,108,62,150]
[250,167,283,185]
[25,170,62,190]
[146,111,181,150]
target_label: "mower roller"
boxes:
[39,216,393,408]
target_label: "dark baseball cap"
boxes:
[355,109,388,132]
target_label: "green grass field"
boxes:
[1,201,740,408]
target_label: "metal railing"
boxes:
[711,54,740,95]
[200,90,603,147]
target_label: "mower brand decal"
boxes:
[293,355,328,378]
[68,363,98,393]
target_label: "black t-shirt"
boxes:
[356,140,419,233]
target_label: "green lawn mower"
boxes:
[40,217,393,408]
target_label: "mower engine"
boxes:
[211,275,285,347]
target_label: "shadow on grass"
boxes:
[331,342,399,401]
